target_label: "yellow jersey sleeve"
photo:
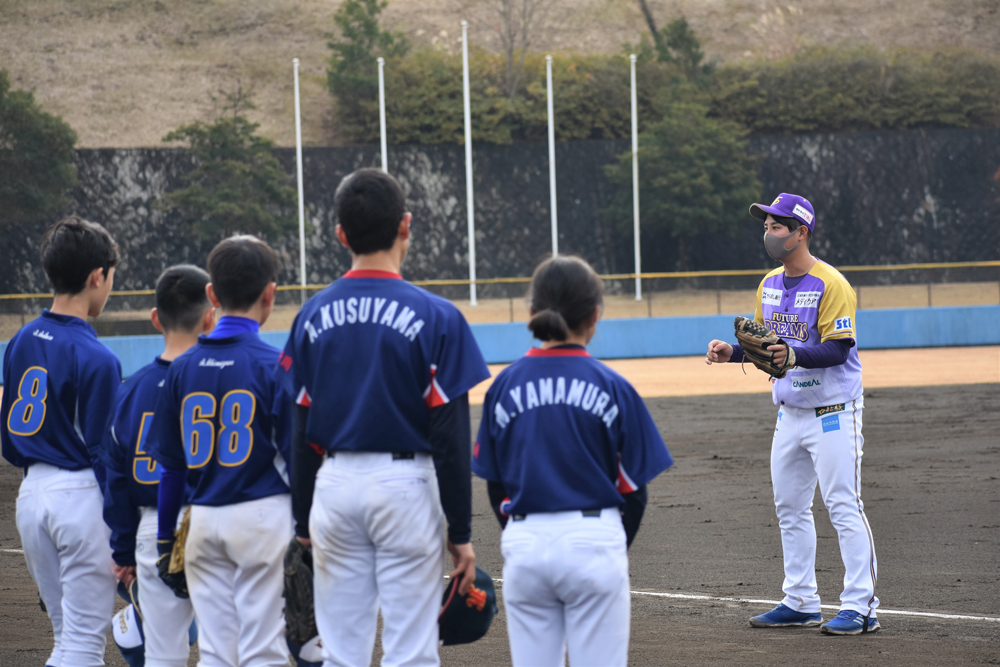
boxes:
[816,268,858,342]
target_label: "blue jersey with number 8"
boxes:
[147,332,292,506]
[1,311,121,475]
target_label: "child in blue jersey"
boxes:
[147,237,294,667]
[473,256,674,667]
[102,265,214,667]
[1,216,122,667]
[277,168,490,667]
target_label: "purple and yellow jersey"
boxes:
[472,347,673,516]
[1,311,121,475]
[276,270,490,454]
[102,357,172,564]
[146,332,292,506]
[755,260,863,408]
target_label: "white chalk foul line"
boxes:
[1,549,24,554]
[629,590,1000,623]
[489,579,1000,624]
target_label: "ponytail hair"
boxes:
[526,256,604,342]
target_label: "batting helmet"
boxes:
[438,567,498,646]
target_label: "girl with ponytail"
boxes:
[472,256,674,666]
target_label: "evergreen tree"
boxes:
[0,70,78,226]
[604,103,760,271]
[161,88,296,240]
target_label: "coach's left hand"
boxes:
[446,540,476,596]
[114,564,136,588]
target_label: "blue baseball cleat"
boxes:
[749,603,823,628]
[820,610,880,635]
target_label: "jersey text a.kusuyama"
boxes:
[276,270,490,452]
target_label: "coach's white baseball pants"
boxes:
[310,453,445,667]
[501,508,630,667]
[184,494,293,667]
[137,507,195,667]
[16,463,116,667]
[771,398,879,616]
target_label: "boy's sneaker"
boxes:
[749,603,823,628]
[820,610,880,635]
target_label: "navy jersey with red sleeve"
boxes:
[102,357,172,565]
[2,310,122,478]
[472,346,672,515]
[146,332,292,506]
[276,270,490,453]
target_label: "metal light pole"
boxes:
[461,21,477,305]
[546,55,558,257]
[377,57,387,172]
[630,54,641,301]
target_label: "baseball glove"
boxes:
[733,316,797,379]
[169,507,190,574]
[284,538,318,646]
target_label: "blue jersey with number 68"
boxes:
[1,310,121,475]
[147,332,292,506]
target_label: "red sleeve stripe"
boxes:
[296,386,312,407]
[422,364,450,409]
[616,457,639,494]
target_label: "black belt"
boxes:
[329,452,415,460]
[512,509,602,521]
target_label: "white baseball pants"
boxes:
[310,453,445,667]
[501,508,630,667]
[137,507,196,667]
[184,494,293,667]
[771,399,879,615]
[16,463,116,667]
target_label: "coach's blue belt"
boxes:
[512,509,602,521]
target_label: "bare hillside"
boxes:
[2,0,998,148]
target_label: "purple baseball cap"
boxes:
[749,193,816,232]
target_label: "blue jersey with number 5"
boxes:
[102,357,177,564]
[1,311,121,476]
[147,332,292,506]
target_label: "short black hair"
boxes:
[155,265,211,332]
[40,216,120,295]
[772,215,811,242]
[206,235,281,311]
[527,256,604,342]
[333,168,407,255]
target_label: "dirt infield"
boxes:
[1,379,998,664]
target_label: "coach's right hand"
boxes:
[705,340,733,365]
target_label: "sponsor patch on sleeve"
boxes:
[762,287,782,306]
[834,316,853,332]
[821,414,840,433]
[794,291,822,308]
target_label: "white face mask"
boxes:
[763,231,801,261]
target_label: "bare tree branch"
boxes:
[477,0,552,97]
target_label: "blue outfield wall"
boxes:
[1,305,998,381]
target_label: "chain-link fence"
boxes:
[2,261,998,340]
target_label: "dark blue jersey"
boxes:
[146,332,292,506]
[472,346,673,516]
[102,357,172,565]
[2,311,122,477]
[275,270,490,453]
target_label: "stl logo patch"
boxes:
[834,317,853,332]
[466,585,487,612]
[821,414,840,433]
